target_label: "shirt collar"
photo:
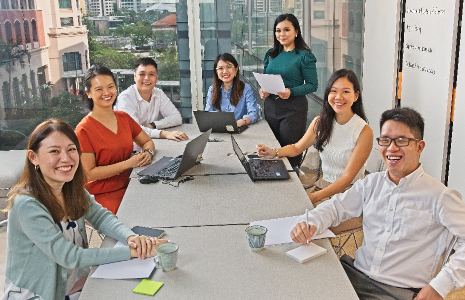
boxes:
[132,84,153,103]
[383,164,424,187]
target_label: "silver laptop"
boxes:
[138,129,212,180]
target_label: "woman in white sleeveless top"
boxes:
[257,69,373,204]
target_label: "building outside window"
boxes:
[59,0,72,9]
[60,17,74,27]
[62,52,81,72]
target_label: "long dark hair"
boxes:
[268,13,311,59]
[5,119,89,222]
[83,64,117,111]
[211,53,245,110]
[315,69,367,152]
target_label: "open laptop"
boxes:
[138,129,212,180]
[194,111,248,133]
[231,136,290,182]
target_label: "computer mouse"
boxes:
[138,175,159,184]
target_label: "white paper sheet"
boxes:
[250,215,335,246]
[91,242,156,279]
[252,72,286,95]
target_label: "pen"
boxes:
[305,208,309,244]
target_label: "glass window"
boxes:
[314,11,325,20]
[59,0,71,8]
[5,21,12,44]
[62,52,81,71]
[14,20,22,44]
[31,19,38,42]
[24,20,30,44]
[60,17,74,27]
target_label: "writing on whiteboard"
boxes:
[406,24,422,34]
[405,43,432,53]
[406,7,446,15]
[405,61,436,75]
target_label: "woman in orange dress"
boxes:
[76,65,155,214]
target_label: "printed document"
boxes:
[253,72,286,95]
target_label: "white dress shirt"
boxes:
[300,165,465,298]
[116,84,182,139]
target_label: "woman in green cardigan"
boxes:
[2,119,166,300]
[259,13,318,168]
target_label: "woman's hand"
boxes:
[128,152,152,168]
[128,235,168,259]
[290,222,317,244]
[277,88,291,100]
[256,144,276,158]
[259,88,270,100]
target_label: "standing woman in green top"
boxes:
[259,13,318,168]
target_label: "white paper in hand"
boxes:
[286,242,327,264]
[253,72,285,95]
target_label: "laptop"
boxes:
[138,129,212,180]
[194,111,248,133]
[231,136,290,182]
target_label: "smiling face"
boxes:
[216,59,237,86]
[86,75,117,110]
[328,77,359,117]
[275,20,298,49]
[28,131,80,190]
[134,64,158,96]
[378,120,425,184]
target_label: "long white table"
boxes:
[79,121,359,300]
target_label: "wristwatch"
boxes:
[242,117,247,125]
[150,122,156,129]
[143,148,154,158]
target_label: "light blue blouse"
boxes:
[205,83,259,123]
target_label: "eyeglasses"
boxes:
[376,137,420,147]
[216,64,235,72]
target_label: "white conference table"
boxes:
[79,120,359,300]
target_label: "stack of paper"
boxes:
[286,242,327,263]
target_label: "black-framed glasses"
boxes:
[376,137,420,147]
[215,64,235,72]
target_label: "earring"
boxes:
[35,165,40,171]
[296,35,298,38]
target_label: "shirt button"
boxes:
[387,228,391,232]
[389,208,393,211]
[379,248,383,251]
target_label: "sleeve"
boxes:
[16,198,131,270]
[205,85,214,111]
[263,50,271,73]
[85,193,135,243]
[429,189,465,298]
[75,122,95,154]
[297,177,365,235]
[243,84,259,123]
[289,51,318,96]
[154,89,182,129]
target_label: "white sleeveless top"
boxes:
[320,114,367,184]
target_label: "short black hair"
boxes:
[380,107,424,140]
[83,64,116,111]
[134,57,157,71]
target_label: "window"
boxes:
[0,24,3,42]
[63,52,82,72]
[30,70,37,101]
[10,0,16,9]
[24,20,30,44]
[22,74,29,99]
[28,0,34,9]
[2,82,10,106]
[314,11,325,20]
[31,19,38,42]
[12,77,20,106]
[314,0,325,2]
[5,21,12,44]
[59,0,71,9]
[1,0,9,9]
[14,20,22,45]
[60,17,74,27]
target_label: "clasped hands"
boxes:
[259,88,291,100]
[127,235,168,259]
[130,151,152,168]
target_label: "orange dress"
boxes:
[75,111,142,214]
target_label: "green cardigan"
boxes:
[5,192,135,300]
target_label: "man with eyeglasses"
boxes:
[291,107,465,300]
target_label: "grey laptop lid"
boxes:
[138,129,212,179]
[194,111,247,133]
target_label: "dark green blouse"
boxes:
[264,49,318,96]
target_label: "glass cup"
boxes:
[245,225,268,252]
[155,242,179,271]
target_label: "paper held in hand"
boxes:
[253,72,286,95]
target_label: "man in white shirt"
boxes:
[291,107,465,300]
[117,57,188,142]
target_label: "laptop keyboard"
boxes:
[155,158,181,178]
[249,159,276,177]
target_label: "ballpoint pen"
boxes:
[305,208,309,244]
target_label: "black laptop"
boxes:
[194,111,248,133]
[138,129,212,180]
[231,136,290,182]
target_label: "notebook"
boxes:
[138,129,212,180]
[231,135,290,181]
[286,242,327,263]
[194,110,248,133]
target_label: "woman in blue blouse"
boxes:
[259,14,318,168]
[206,53,259,127]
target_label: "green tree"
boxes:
[114,21,153,47]
[88,37,136,69]
[155,48,179,81]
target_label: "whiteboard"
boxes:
[447,5,465,195]
[400,0,460,181]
